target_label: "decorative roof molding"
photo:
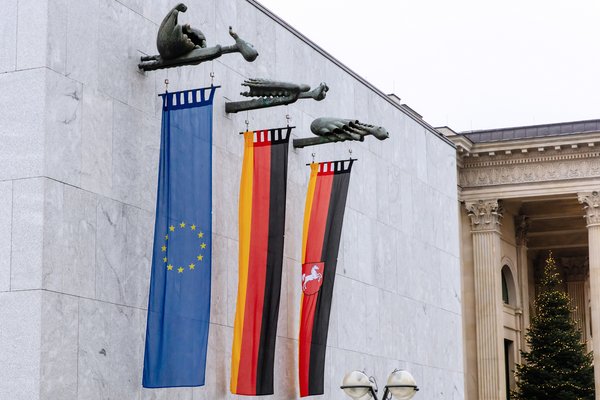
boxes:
[453,131,600,189]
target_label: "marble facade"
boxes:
[0,1,463,399]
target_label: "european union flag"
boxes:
[143,87,217,388]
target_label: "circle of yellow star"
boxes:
[162,222,205,275]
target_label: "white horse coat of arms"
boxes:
[301,262,324,295]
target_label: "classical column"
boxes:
[515,215,531,358]
[578,191,600,393]
[465,199,505,400]
[563,258,589,343]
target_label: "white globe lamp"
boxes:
[385,369,418,400]
[341,370,376,400]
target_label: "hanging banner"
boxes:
[299,160,354,397]
[142,87,217,388]
[231,127,293,395]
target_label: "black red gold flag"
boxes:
[231,127,292,395]
[299,160,354,397]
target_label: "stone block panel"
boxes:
[0,0,17,73]
[40,291,78,400]
[43,180,97,298]
[0,181,12,292]
[0,69,46,181]
[0,291,42,400]
[11,178,45,290]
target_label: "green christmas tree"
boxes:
[512,252,594,400]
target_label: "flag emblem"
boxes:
[302,262,324,295]
[161,222,207,274]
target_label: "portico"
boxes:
[440,119,600,400]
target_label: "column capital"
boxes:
[578,191,600,227]
[515,215,530,246]
[465,199,503,232]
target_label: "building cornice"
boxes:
[452,131,600,196]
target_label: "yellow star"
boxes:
[200,243,207,249]
[163,257,167,263]
[165,234,168,240]
[169,225,175,232]
[189,263,195,270]
[198,232,204,238]
[180,222,186,228]
[190,224,196,230]
[177,267,184,273]
[197,254,204,261]
[167,264,173,270]
[161,245,167,252]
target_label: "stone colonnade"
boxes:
[465,192,600,399]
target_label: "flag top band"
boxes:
[160,86,219,110]
[312,159,355,175]
[246,127,292,146]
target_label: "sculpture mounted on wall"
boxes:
[225,79,328,113]
[139,3,258,71]
[293,118,389,148]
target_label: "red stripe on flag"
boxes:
[236,140,271,394]
[299,171,334,396]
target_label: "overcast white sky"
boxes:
[256,0,600,132]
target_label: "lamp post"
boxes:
[340,369,419,400]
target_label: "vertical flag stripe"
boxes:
[231,128,292,396]
[301,163,319,263]
[256,132,289,393]
[308,171,351,395]
[299,166,334,396]
[238,136,271,394]
[299,161,353,397]
[230,132,254,393]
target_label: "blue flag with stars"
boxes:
[143,87,217,388]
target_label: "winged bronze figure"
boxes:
[225,79,328,113]
[293,118,389,148]
[139,3,258,71]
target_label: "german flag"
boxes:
[299,160,354,397]
[231,127,292,396]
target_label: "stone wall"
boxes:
[0,0,463,399]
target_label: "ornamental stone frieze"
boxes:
[459,148,600,188]
[465,199,503,232]
[578,191,600,226]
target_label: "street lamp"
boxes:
[340,369,419,400]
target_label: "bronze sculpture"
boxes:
[293,118,389,148]
[225,79,328,113]
[139,3,258,71]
